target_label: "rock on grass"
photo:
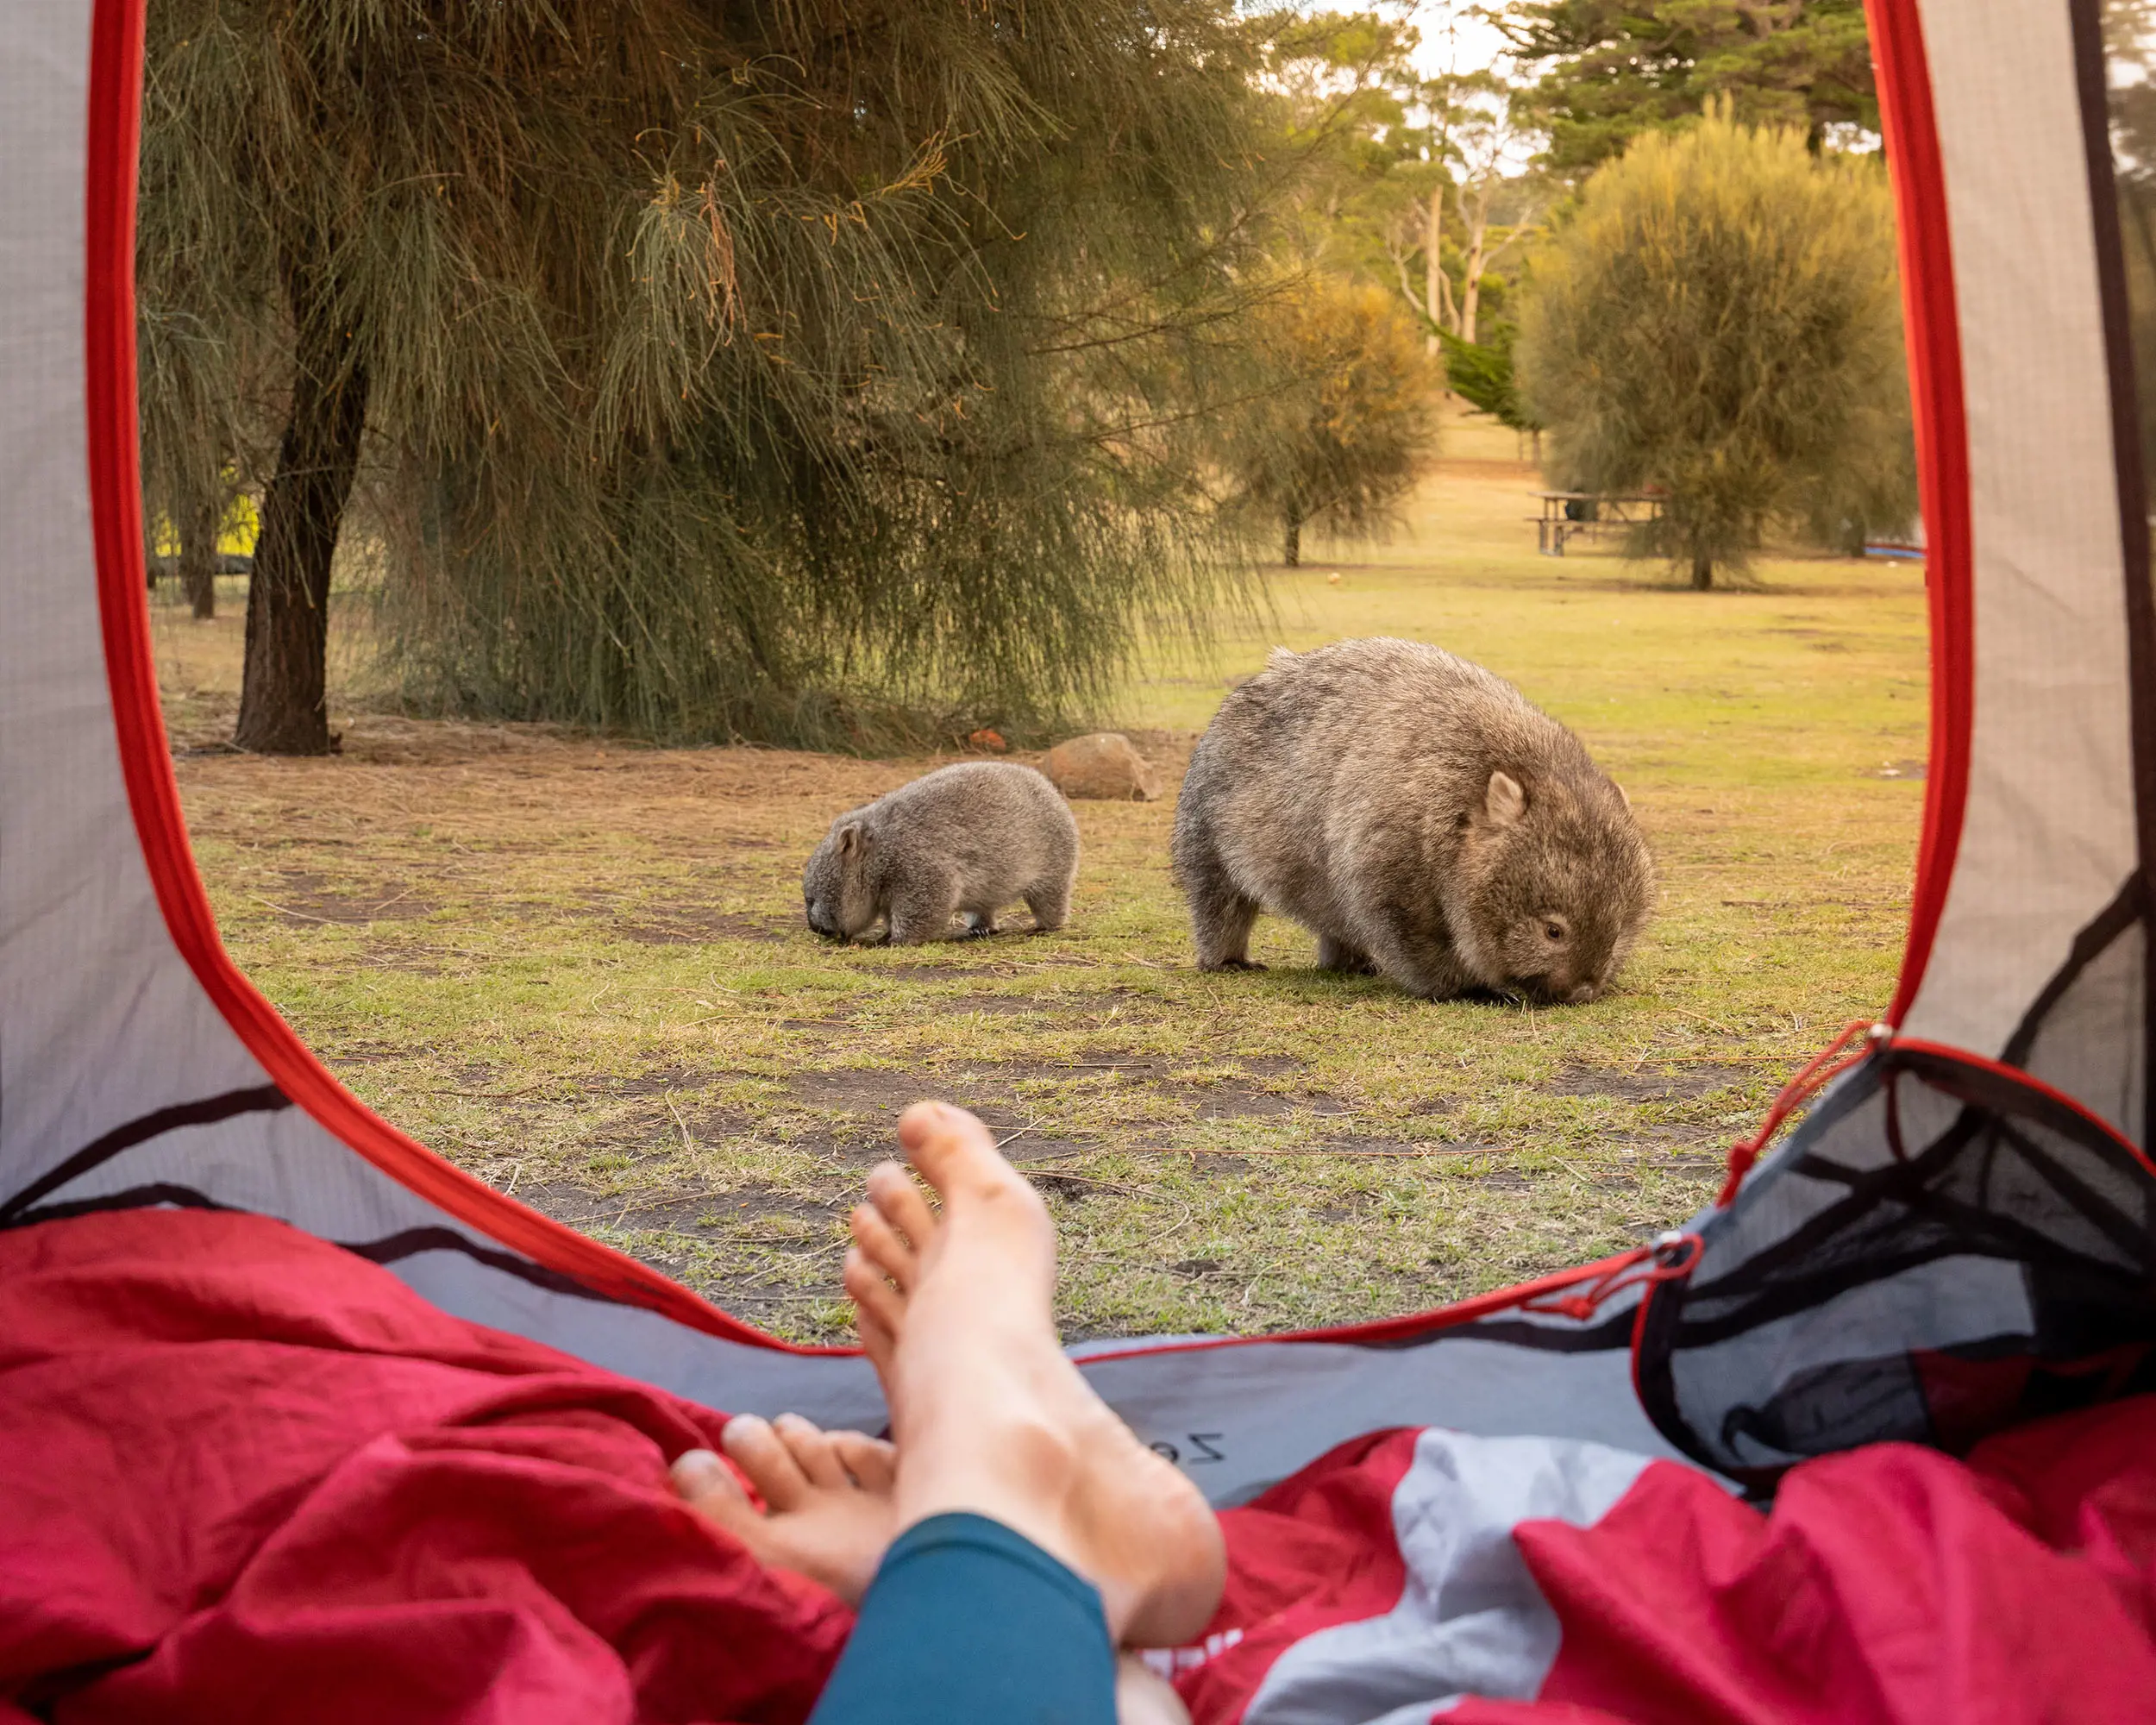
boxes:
[1044,732,1161,801]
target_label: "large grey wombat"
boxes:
[804,762,1080,944]
[1171,637,1653,1002]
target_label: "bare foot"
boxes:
[840,1101,1226,1648]
[670,1411,897,1606]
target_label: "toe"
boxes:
[863,1161,937,1258]
[853,1289,899,1380]
[831,1429,897,1493]
[670,1446,743,1507]
[774,1413,851,1490]
[843,1243,909,1344]
[896,1101,1017,1203]
[720,1413,812,1511]
[850,1195,920,1290]
[671,1446,763,1540]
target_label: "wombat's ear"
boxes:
[1485,771,1527,827]
[1613,781,1633,810]
[837,821,864,856]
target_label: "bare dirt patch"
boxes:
[262,873,440,925]
[937,994,1059,1016]
[615,911,796,945]
[786,1070,917,1112]
[1159,1079,1336,1120]
[580,1067,731,1098]
[1544,1062,1753,1101]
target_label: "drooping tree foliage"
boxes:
[1501,0,1878,177]
[137,2,1294,752]
[1225,277,1441,566]
[1517,110,1912,588]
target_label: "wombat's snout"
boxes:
[805,898,842,940]
[1514,974,1597,1007]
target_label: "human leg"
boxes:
[807,1509,1119,1725]
[840,1103,1225,1649]
[681,1102,1219,1724]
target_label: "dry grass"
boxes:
[154,413,1927,1341]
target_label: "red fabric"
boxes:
[1163,1401,2156,1724]
[0,1209,847,1723]
[1452,1405,2156,1725]
[12,1208,2156,1724]
[1168,1427,1420,1714]
[1866,0,1977,1028]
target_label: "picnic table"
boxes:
[1531,491,1664,555]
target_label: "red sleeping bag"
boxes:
[3,1209,2153,1722]
[0,1209,848,1724]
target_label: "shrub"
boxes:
[1225,277,1442,567]
[1518,109,1912,587]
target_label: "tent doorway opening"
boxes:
[143,397,1932,1354]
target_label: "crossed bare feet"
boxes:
[674,1101,1225,1667]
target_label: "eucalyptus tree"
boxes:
[138,2,1292,753]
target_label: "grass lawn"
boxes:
[152,414,1929,1343]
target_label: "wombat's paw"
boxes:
[1202,957,1268,973]
[1317,938,1377,975]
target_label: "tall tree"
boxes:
[1264,9,1549,432]
[1381,71,1544,348]
[1499,0,1877,176]
[1517,108,1910,587]
[139,2,1294,754]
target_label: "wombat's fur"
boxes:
[1171,638,1652,1003]
[803,762,1080,944]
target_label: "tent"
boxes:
[5,0,2156,1716]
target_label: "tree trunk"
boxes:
[1282,511,1301,568]
[235,254,368,755]
[1690,552,1714,592]
[1424,185,1446,335]
[178,486,217,620]
[1459,186,1489,347]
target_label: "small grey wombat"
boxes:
[803,762,1080,944]
[1171,637,1652,1003]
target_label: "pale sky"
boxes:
[1401,3,1515,81]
